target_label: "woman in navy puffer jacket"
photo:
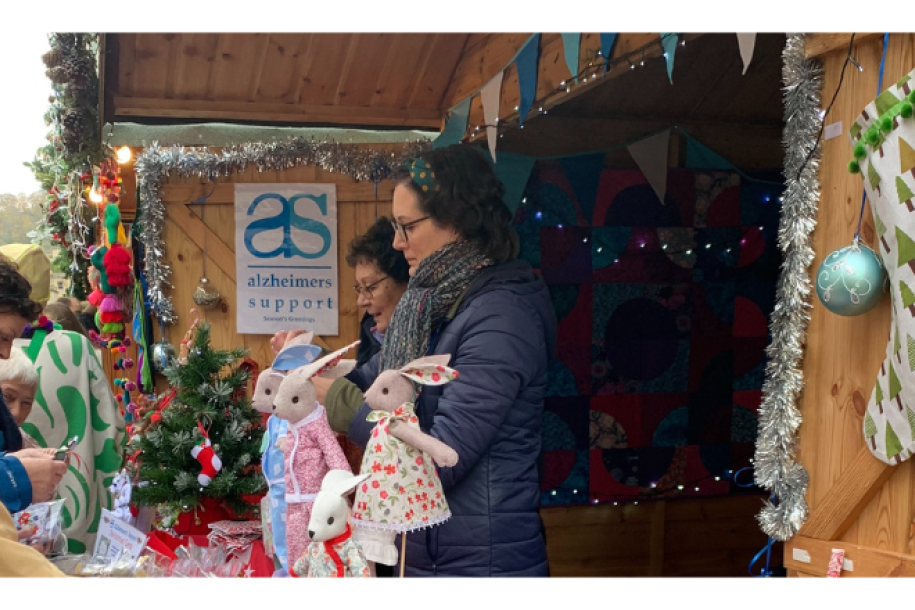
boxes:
[323,145,556,576]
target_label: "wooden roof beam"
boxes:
[111,96,443,129]
[804,33,883,58]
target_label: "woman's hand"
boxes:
[312,376,335,405]
[11,448,57,460]
[18,456,67,503]
[270,329,312,355]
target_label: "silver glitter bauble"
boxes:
[192,277,221,309]
[151,340,178,373]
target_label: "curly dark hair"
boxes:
[0,254,43,321]
[394,144,519,263]
[345,216,410,285]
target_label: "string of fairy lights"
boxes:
[462,33,687,142]
[547,462,760,506]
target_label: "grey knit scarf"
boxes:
[381,240,492,370]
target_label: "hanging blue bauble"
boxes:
[816,239,887,316]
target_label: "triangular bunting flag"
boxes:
[561,33,581,84]
[600,33,618,72]
[560,152,607,223]
[516,34,541,126]
[481,71,504,163]
[433,97,472,150]
[628,130,671,204]
[685,135,734,171]
[660,33,679,84]
[485,150,537,215]
[736,33,757,75]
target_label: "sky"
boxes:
[0,32,51,196]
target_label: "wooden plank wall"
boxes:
[797,33,915,564]
[145,145,400,366]
[543,495,781,576]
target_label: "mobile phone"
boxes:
[54,437,78,461]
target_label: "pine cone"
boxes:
[62,55,93,87]
[42,49,63,68]
[45,67,68,85]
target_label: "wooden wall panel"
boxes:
[797,34,915,566]
[542,495,781,577]
[140,145,399,378]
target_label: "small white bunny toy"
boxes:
[109,468,134,524]
[351,355,460,568]
[273,340,360,569]
[290,470,372,578]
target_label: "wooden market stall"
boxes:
[101,32,789,576]
[782,34,915,578]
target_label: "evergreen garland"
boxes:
[25,33,111,299]
[131,321,266,518]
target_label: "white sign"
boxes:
[94,509,147,561]
[235,184,339,335]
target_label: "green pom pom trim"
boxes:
[853,144,867,159]
[848,160,861,174]
[902,102,914,119]
[908,91,915,103]
[866,128,880,145]
[880,117,893,133]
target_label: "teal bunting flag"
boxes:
[561,33,581,84]
[685,136,735,171]
[433,97,472,149]
[661,33,679,84]
[599,34,618,72]
[516,34,541,126]
[484,150,536,215]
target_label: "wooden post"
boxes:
[399,533,406,577]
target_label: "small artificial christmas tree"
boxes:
[131,320,266,520]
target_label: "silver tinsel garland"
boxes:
[134,137,432,325]
[752,34,822,541]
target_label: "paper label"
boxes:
[824,121,843,141]
[93,509,147,562]
[792,547,811,563]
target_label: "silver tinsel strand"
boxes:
[134,137,432,325]
[752,34,822,541]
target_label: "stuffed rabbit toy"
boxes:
[272,340,360,569]
[351,355,460,567]
[251,331,321,572]
[290,470,372,578]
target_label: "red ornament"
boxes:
[103,243,132,287]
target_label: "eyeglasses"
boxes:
[353,275,390,299]
[391,216,430,244]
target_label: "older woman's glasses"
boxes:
[391,216,430,243]
[353,276,390,299]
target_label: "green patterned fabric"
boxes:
[15,331,125,552]
[852,65,915,464]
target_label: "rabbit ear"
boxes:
[399,355,451,371]
[326,472,371,498]
[399,363,459,386]
[265,369,287,380]
[301,340,360,380]
[300,330,315,344]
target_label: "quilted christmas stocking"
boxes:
[855,66,915,464]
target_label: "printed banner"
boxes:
[235,183,339,335]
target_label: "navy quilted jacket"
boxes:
[348,259,556,577]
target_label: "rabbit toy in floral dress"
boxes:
[272,340,360,568]
[351,355,460,567]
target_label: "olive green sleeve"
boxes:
[325,377,365,434]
